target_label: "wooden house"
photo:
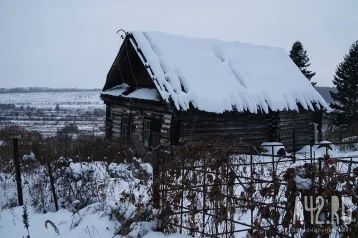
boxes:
[101,31,329,153]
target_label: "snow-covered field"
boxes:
[0,91,103,109]
[0,91,105,136]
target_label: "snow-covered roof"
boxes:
[101,84,160,101]
[126,31,328,113]
[101,84,128,96]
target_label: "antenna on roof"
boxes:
[116,29,127,39]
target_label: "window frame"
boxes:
[121,116,130,142]
[143,119,151,146]
[143,117,161,147]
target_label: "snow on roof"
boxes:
[101,84,128,97]
[129,31,329,113]
[101,84,160,101]
[127,88,160,101]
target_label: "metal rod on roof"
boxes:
[116,29,127,39]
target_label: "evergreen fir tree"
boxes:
[330,40,358,125]
[289,41,317,86]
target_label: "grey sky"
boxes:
[0,0,357,89]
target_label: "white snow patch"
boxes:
[260,142,286,155]
[129,31,329,113]
[127,88,160,101]
[342,136,358,142]
[296,141,335,154]
[100,83,129,96]
[295,176,312,190]
[143,232,190,238]
[0,204,116,238]
[101,84,160,101]
[23,152,36,162]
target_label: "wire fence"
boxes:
[156,142,358,237]
[4,132,358,237]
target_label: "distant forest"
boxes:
[315,86,337,104]
[0,87,101,94]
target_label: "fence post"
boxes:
[180,153,185,234]
[202,153,206,236]
[271,145,275,173]
[152,149,161,209]
[292,129,296,163]
[348,157,353,174]
[250,147,254,226]
[13,137,24,206]
[47,162,59,211]
[318,157,322,191]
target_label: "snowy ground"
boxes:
[0,158,191,238]
[0,205,189,238]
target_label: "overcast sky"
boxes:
[0,0,357,89]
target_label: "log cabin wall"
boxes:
[107,102,172,154]
[277,111,317,151]
[179,111,273,146]
[105,104,113,140]
[104,97,323,153]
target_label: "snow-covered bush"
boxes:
[323,122,358,144]
[0,155,156,237]
[340,136,358,151]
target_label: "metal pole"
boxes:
[13,138,23,206]
[313,123,318,143]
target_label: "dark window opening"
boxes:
[143,119,151,146]
[106,105,111,120]
[143,118,162,147]
[121,116,130,142]
[171,119,183,145]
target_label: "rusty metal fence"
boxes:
[157,142,358,237]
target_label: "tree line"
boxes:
[0,87,101,94]
[288,40,358,130]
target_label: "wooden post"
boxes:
[13,138,23,206]
[47,162,59,211]
[152,148,161,209]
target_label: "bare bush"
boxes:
[0,125,42,172]
[323,120,358,143]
